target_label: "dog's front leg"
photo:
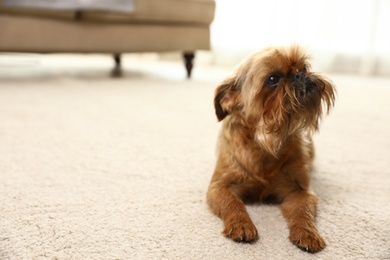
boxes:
[207,182,258,242]
[280,191,326,253]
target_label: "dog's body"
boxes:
[207,46,335,253]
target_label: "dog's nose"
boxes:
[294,72,305,82]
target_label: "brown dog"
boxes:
[207,45,335,253]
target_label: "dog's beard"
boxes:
[253,74,335,157]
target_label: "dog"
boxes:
[207,45,335,253]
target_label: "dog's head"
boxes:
[214,45,336,156]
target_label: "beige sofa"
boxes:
[0,0,216,77]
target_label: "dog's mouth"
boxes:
[292,72,316,100]
[296,82,316,100]
[293,74,319,102]
[285,76,324,130]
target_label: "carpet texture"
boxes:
[0,59,389,259]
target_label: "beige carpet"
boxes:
[0,56,389,259]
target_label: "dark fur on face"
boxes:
[208,45,336,253]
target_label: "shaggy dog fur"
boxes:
[207,45,336,253]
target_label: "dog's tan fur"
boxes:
[207,45,335,253]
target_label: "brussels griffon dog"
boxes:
[207,45,335,253]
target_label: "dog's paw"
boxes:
[223,220,259,243]
[289,227,326,253]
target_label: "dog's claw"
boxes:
[289,227,326,253]
[223,220,259,243]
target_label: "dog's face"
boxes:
[214,45,336,156]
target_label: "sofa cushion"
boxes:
[0,14,211,53]
[78,0,215,25]
[0,0,76,19]
[0,7,75,20]
[0,0,215,25]
[0,0,135,13]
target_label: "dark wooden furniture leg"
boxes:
[183,52,195,79]
[112,53,122,77]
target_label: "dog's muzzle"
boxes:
[294,72,307,99]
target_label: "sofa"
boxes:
[0,0,216,78]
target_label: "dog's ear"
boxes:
[214,77,241,121]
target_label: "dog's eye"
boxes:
[265,75,282,88]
